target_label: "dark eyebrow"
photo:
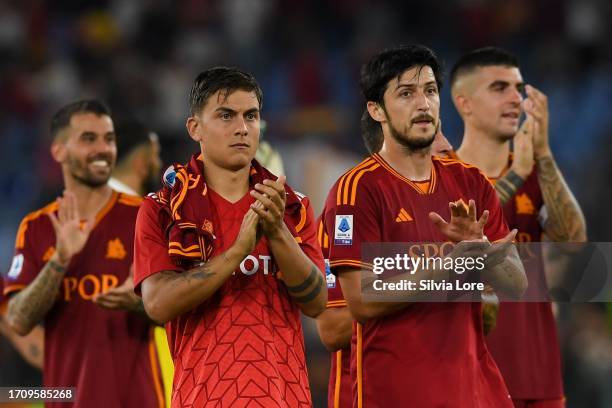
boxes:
[395,80,438,91]
[489,80,510,89]
[244,108,260,116]
[80,131,96,138]
[215,107,237,115]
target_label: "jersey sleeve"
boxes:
[133,198,180,295]
[323,179,381,274]
[477,173,510,242]
[294,196,325,275]
[3,215,49,298]
[316,215,347,308]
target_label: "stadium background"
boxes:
[0,1,610,407]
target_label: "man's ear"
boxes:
[366,101,386,123]
[186,116,202,143]
[454,94,472,117]
[50,140,66,163]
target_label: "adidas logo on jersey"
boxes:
[395,208,413,223]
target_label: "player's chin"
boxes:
[224,154,254,171]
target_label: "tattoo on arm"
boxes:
[8,260,66,332]
[286,266,324,303]
[157,266,216,288]
[537,156,587,242]
[495,170,526,205]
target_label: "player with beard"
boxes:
[450,47,587,408]
[317,117,453,408]
[321,45,527,407]
[3,100,164,407]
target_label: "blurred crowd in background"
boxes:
[0,0,611,407]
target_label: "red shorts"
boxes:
[513,398,565,408]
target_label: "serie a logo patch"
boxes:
[324,259,335,288]
[334,215,353,245]
[8,254,24,279]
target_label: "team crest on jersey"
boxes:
[515,193,535,215]
[163,165,177,188]
[106,238,127,260]
[202,219,214,235]
[7,254,24,279]
[324,259,335,288]
[334,215,353,245]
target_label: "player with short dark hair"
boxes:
[322,44,527,407]
[133,66,327,407]
[318,122,453,408]
[3,99,164,407]
[451,46,587,408]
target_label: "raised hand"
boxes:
[523,85,550,158]
[48,191,94,265]
[233,207,263,258]
[429,199,488,243]
[249,175,288,239]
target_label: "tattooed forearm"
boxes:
[157,267,216,288]
[7,260,66,335]
[287,266,324,304]
[495,170,526,205]
[537,155,587,242]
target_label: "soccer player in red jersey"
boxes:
[316,122,454,408]
[450,47,587,408]
[322,44,527,408]
[3,100,164,407]
[133,67,326,407]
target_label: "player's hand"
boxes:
[93,265,142,312]
[429,199,488,243]
[233,207,262,258]
[511,115,535,179]
[48,191,94,265]
[481,229,517,269]
[523,85,551,159]
[250,175,288,239]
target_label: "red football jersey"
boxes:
[323,154,513,408]
[134,187,325,407]
[3,191,164,408]
[485,164,564,400]
[317,218,352,408]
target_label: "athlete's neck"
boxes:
[63,178,114,220]
[379,139,432,181]
[201,158,250,204]
[456,127,510,178]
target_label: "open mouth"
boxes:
[412,115,434,126]
[501,112,520,120]
[89,159,110,169]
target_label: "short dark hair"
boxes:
[450,47,519,88]
[361,110,383,154]
[50,99,111,139]
[114,119,154,163]
[360,44,444,106]
[189,67,263,115]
